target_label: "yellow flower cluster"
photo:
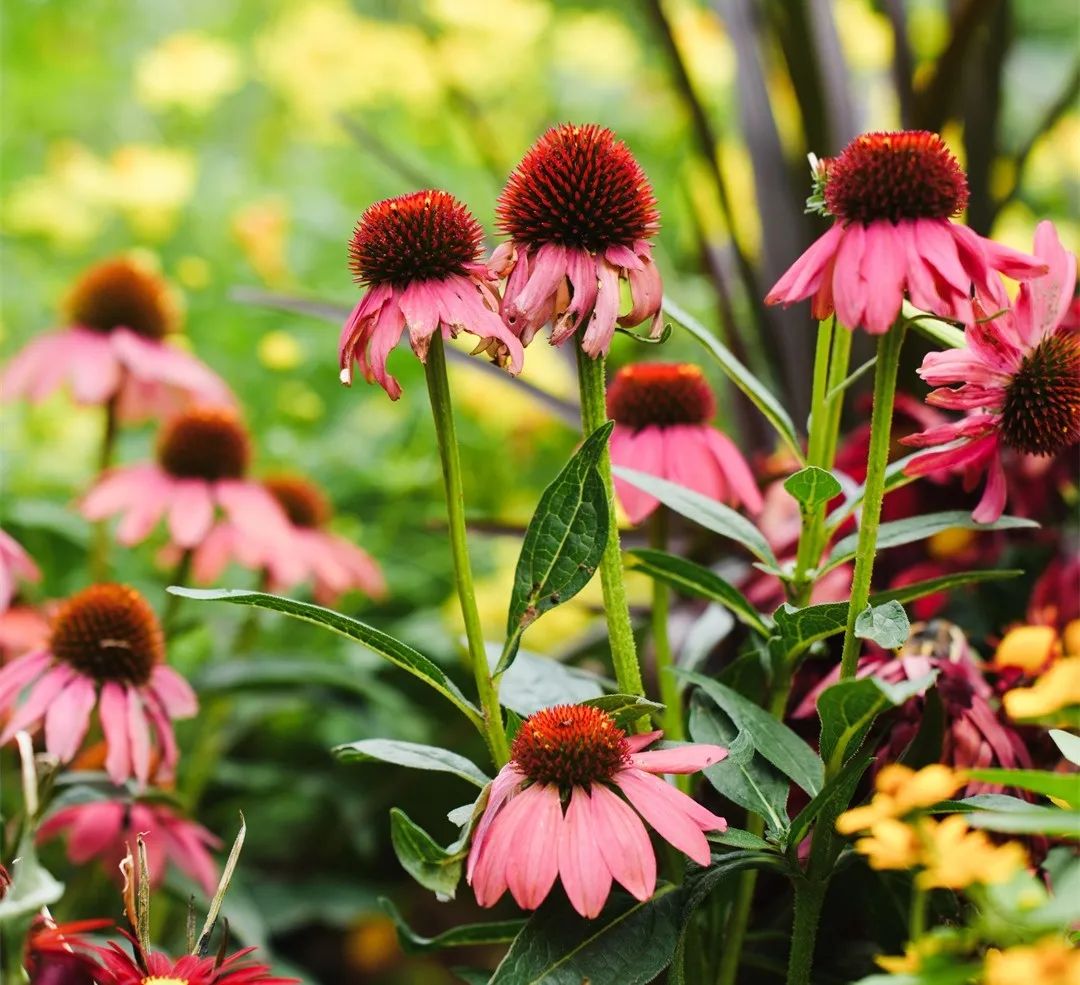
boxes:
[135,32,242,114]
[984,937,1080,985]
[1003,655,1080,722]
[836,764,960,834]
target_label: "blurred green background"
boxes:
[2,1,1078,981]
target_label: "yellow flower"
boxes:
[994,625,1059,673]
[108,145,197,239]
[837,798,895,835]
[916,816,1027,890]
[135,32,242,114]
[231,198,291,286]
[984,937,1080,985]
[876,937,944,974]
[854,819,922,871]
[258,331,303,372]
[1004,656,1080,721]
[837,765,960,834]
[1063,619,1080,658]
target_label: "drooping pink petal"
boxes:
[126,688,152,785]
[551,249,599,348]
[111,330,233,409]
[149,665,198,718]
[68,332,123,404]
[398,280,441,356]
[702,427,764,514]
[99,682,132,784]
[470,777,534,907]
[615,769,712,865]
[0,665,77,742]
[904,432,997,478]
[504,782,563,910]
[43,673,97,762]
[0,648,50,706]
[625,730,664,754]
[1013,220,1077,347]
[80,465,162,521]
[859,222,906,334]
[664,426,723,503]
[971,450,1007,523]
[167,479,216,548]
[467,765,525,884]
[766,223,844,305]
[579,258,620,357]
[48,802,122,863]
[588,783,656,901]
[630,743,728,775]
[619,255,663,331]
[831,223,869,331]
[610,425,664,524]
[160,812,221,896]
[557,786,613,918]
[916,219,970,294]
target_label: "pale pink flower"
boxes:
[0,584,196,785]
[467,704,727,918]
[339,190,524,399]
[767,131,1046,334]
[903,221,1079,521]
[81,407,292,560]
[38,798,220,896]
[492,123,663,357]
[606,363,762,524]
[2,257,232,422]
[0,528,40,613]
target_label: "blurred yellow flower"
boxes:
[984,937,1080,985]
[1003,656,1080,721]
[1064,619,1080,658]
[345,914,400,974]
[553,12,641,83]
[837,764,960,834]
[258,330,303,372]
[994,625,1059,674]
[916,815,1027,890]
[176,256,212,290]
[232,198,291,286]
[875,937,943,975]
[109,145,197,239]
[854,818,922,870]
[135,32,242,114]
[927,526,975,560]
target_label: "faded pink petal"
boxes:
[0,664,77,742]
[504,783,563,910]
[630,744,728,775]
[44,674,97,762]
[615,769,715,865]
[702,428,764,514]
[557,786,612,918]
[589,783,656,901]
[971,451,1007,523]
[467,765,525,884]
[766,222,845,305]
[127,687,152,785]
[149,665,198,718]
[0,648,50,706]
[610,425,664,524]
[99,682,132,784]
[167,479,215,548]
[470,774,536,908]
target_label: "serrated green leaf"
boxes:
[664,297,803,462]
[680,671,823,795]
[627,549,770,636]
[333,739,490,788]
[784,467,842,509]
[854,601,910,649]
[488,886,681,985]
[1050,729,1080,766]
[963,768,1080,809]
[380,898,523,955]
[612,467,776,564]
[168,588,484,730]
[581,693,665,729]
[499,422,612,675]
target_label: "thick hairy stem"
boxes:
[787,878,827,985]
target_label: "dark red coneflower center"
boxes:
[65,258,176,340]
[823,130,969,224]
[1000,333,1080,456]
[347,190,484,287]
[607,363,715,430]
[263,475,330,529]
[157,408,251,481]
[50,584,164,686]
[496,123,659,253]
[511,705,630,787]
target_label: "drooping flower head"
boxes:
[606,363,762,523]
[339,190,524,399]
[2,256,232,421]
[467,704,726,918]
[768,131,1047,334]
[38,798,220,896]
[0,583,197,785]
[0,527,40,613]
[493,124,663,357]
[903,221,1079,521]
[81,406,293,563]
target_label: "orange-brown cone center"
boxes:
[263,475,330,528]
[1000,333,1080,456]
[65,258,177,339]
[511,705,629,787]
[157,408,250,481]
[607,363,715,429]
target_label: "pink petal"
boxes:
[630,743,728,775]
[589,783,656,901]
[0,649,50,707]
[972,451,1007,523]
[859,222,906,334]
[557,786,613,918]
[1014,220,1077,346]
[579,258,619,357]
[167,479,215,548]
[149,665,197,718]
[0,665,77,742]
[904,432,998,478]
[831,223,868,331]
[1,332,72,403]
[59,802,125,863]
[111,331,233,405]
[703,427,764,514]
[505,783,563,910]
[69,333,123,404]
[80,465,161,521]
[664,426,723,502]
[615,770,712,865]
[44,674,97,762]
[161,814,220,896]
[916,219,970,294]
[469,775,534,907]
[467,765,525,883]
[766,223,844,305]
[99,682,132,784]
[126,688,152,785]
[610,426,663,524]
[619,256,663,329]
[625,730,664,754]
[399,280,441,355]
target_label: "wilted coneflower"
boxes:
[467,704,727,918]
[606,363,762,524]
[492,123,663,356]
[767,131,1046,334]
[1,256,231,421]
[0,527,40,613]
[903,221,1080,521]
[0,583,196,785]
[80,407,292,561]
[339,190,524,399]
[38,798,220,896]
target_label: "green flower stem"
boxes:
[838,322,906,679]
[910,885,929,939]
[424,334,509,767]
[787,878,827,985]
[574,338,645,699]
[649,507,684,742]
[90,390,121,581]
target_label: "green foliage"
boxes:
[854,601,911,650]
[784,466,842,509]
[333,739,490,788]
[389,808,467,900]
[380,898,524,954]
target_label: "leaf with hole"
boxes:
[854,600,910,649]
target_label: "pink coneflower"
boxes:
[38,799,220,896]
[606,363,762,524]
[467,704,727,918]
[0,527,40,613]
[2,257,231,421]
[903,221,1080,521]
[81,407,292,559]
[492,123,663,357]
[767,131,1046,333]
[339,190,524,399]
[0,583,196,785]
[92,938,297,985]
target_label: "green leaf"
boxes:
[389,809,466,899]
[488,885,682,985]
[966,807,1080,836]
[168,588,484,729]
[705,828,775,852]
[581,693,665,729]
[681,850,787,919]
[784,467,842,509]
[786,750,874,854]
[627,549,771,636]
[854,601,910,650]
[680,671,823,796]
[612,467,776,564]
[963,768,1080,809]
[380,898,524,955]
[818,673,937,772]
[0,831,63,922]
[499,422,613,675]
[664,297,803,462]
[1050,729,1080,766]
[825,449,925,532]
[487,645,605,717]
[689,700,789,838]
[902,299,967,349]
[333,739,490,788]
[824,512,1038,573]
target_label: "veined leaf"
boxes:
[784,467,842,509]
[966,807,1080,836]
[389,808,466,900]
[0,830,63,922]
[380,897,523,954]
[487,644,605,717]
[499,423,612,675]
[627,549,771,636]
[168,588,484,730]
[333,739,490,788]
[854,600,910,649]
[581,693,665,729]
[786,750,874,854]
[963,769,1080,809]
